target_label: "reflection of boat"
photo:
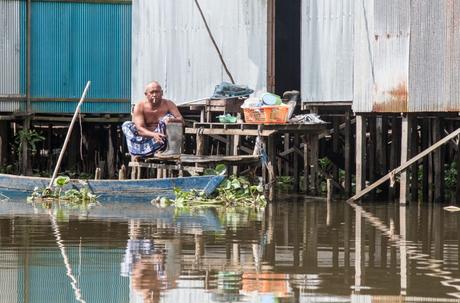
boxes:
[0,173,225,202]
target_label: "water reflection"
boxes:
[0,196,459,302]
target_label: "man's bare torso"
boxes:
[139,99,171,129]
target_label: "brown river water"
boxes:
[0,193,459,303]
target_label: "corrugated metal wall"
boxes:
[132,0,268,105]
[353,0,460,113]
[0,0,24,112]
[30,1,131,113]
[301,0,353,102]
[409,0,460,112]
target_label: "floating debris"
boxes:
[443,205,460,212]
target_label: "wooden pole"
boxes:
[348,127,460,203]
[344,110,352,196]
[48,81,91,188]
[355,115,366,193]
[400,115,411,204]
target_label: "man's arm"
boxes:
[166,100,184,124]
[132,102,165,142]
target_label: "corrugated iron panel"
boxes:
[352,0,374,113]
[0,99,25,112]
[30,1,131,103]
[371,0,410,112]
[31,101,130,114]
[301,0,353,102]
[132,0,268,104]
[0,0,22,96]
[409,0,460,112]
[353,0,410,113]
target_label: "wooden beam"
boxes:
[348,127,460,203]
[355,116,366,193]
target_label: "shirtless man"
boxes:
[122,81,184,157]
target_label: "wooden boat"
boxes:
[0,173,225,202]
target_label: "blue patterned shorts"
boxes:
[122,114,172,157]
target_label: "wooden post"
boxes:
[267,134,276,200]
[400,115,411,204]
[303,135,310,194]
[368,116,376,200]
[344,110,352,196]
[118,164,126,180]
[421,118,430,202]
[326,178,333,203]
[94,167,101,180]
[355,115,366,193]
[376,116,388,196]
[389,117,401,200]
[107,126,115,179]
[410,118,419,202]
[293,134,299,192]
[196,131,205,156]
[232,134,240,175]
[433,118,444,203]
[0,121,9,167]
[284,133,290,176]
[332,117,340,195]
[310,133,319,195]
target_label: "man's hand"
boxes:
[152,132,165,143]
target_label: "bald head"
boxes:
[144,81,163,104]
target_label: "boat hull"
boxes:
[0,174,225,202]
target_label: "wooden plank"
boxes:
[186,127,276,137]
[348,127,460,203]
[303,135,310,194]
[433,118,444,203]
[293,134,299,192]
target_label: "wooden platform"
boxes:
[128,154,260,178]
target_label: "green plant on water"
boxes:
[276,176,294,191]
[445,162,457,190]
[156,174,266,209]
[27,175,98,207]
[15,129,45,154]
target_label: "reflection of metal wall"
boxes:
[132,0,268,104]
[354,0,460,113]
[301,0,353,103]
[0,0,24,112]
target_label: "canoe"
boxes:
[0,173,225,202]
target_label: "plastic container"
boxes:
[261,93,282,106]
[243,105,289,124]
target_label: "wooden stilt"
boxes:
[433,118,444,203]
[368,117,376,200]
[0,121,8,167]
[345,111,352,196]
[332,117,340,196]
[376,116,388,196]
[118,164,126,180]
[421,118,430,202]
[284,133,290,176]
[267,135,276,200]
[232,134,240,175]
[389,117,401,200]
[293,134,299,192]
[310,134,319,195]
[410,118,419,202]
[355,115,366,193]
[303,135,310,194]
[400,115,411,204]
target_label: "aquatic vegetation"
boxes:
[27,176,98,207]
[156,175,267,209]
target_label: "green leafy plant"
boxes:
[156,175,266,209]
[14,129,45,154]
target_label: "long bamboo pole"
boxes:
[347,127,460,203]
[48,81,91,188]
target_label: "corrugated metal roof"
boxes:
[409,0,460,112]
[132,0,268,104]
[301,0,354,102]
[30,1,131,102]
[0,0,22,96]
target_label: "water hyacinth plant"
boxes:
[27,176,98,206]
